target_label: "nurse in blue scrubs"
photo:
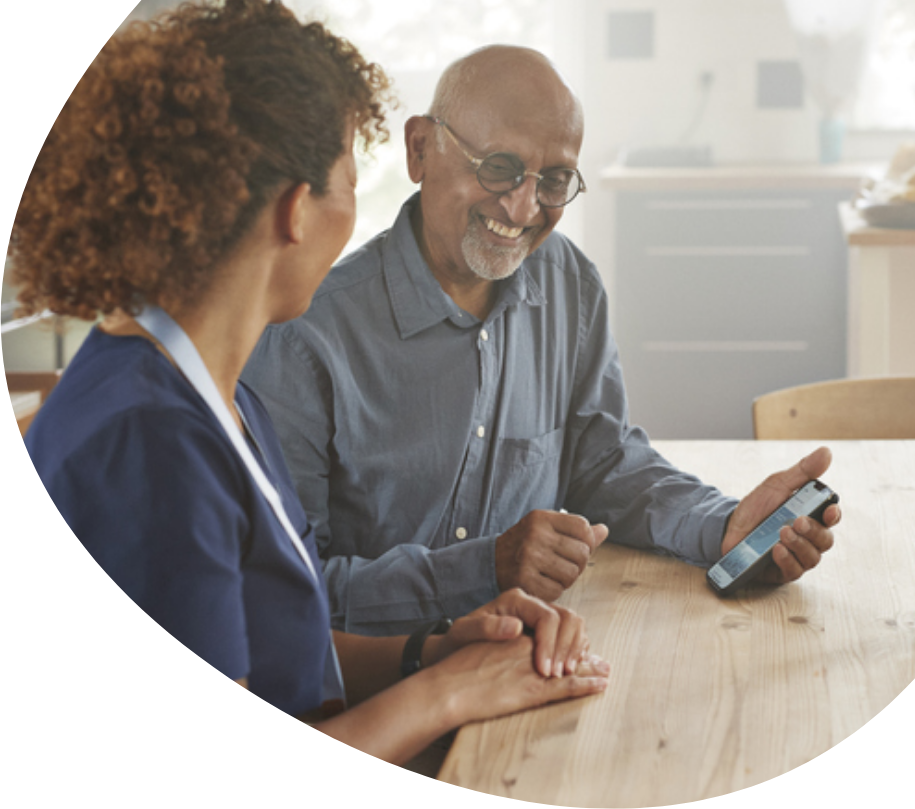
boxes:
[10,0,609,764]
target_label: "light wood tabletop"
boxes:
[437,440,915,807]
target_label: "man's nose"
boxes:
[499,175,541,224]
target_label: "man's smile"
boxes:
[483,215,526,240]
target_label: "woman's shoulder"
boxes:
[27,329,237,481]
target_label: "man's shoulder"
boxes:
[312,231,388,302]
[271,231,389,348]
[266,229,392,354]
[526,231,604,293]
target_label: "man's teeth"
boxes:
[484,217,524,238]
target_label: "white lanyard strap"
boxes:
[135,306,318,583]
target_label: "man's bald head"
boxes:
[428,45,583,142]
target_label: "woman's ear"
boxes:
[405,115,430,184]
[278,182,314,244]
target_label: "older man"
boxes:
[243,45,839,636]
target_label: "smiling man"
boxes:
[408,48,583,304]
[243,45,839,638]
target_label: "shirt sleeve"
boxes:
[243,324,498,635]
[561,268,737,568]
[47,406,252,675]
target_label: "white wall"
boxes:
[569,0,905,302]
[579,0,819,167]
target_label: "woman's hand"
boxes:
[314,633,609,767]
[425,588,589,679]
[428,635,609,729]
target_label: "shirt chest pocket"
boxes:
[498,426,565,467]
[494,427,565,514]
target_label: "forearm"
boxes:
[311,666,455,765]
[566,431,736,566]
[322,616,481,769]
[332,630,406,705]
[323,536,500,635]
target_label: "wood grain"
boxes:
[438,441,915,806]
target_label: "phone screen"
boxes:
[716,502,798,579]
[708,480,837,593]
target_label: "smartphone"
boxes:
[707,479,839,596]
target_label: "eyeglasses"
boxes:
[425,115,586,208]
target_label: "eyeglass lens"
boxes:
[477,153,581,207]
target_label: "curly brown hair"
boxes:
[9,0,392,319]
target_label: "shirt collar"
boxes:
[383,193,546,340]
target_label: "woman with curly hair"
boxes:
[10,0,608,765]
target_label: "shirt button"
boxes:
[455,527,468,540]
[480,329,489,341]
[476,425,485,438]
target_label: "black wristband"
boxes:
[400,618,453,678]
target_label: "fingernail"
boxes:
[796,517,809,532]
[542,658,552,678]
[567,658,578,675]
[588,655,610,674]
[553,660,564,678]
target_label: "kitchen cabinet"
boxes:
[601,165,871,438]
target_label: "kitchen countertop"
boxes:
[839,201,915,246]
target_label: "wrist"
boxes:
[406,664,465,736]
[401,618,452,678]
[422,633,446,668]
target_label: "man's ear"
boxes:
[278,182,314,244]
[405,115,430,184]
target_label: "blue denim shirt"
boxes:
[243,194,737,635]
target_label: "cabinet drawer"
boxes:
[619,345,845,439]
[617,190,842,248]
[618,253,842,342]
[612,186,849,438]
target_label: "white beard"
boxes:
[461,216,532,281]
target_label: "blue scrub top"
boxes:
[26,327,334,718]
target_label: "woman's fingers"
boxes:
[550,605,585,677]
[435,588,592,679]
[445,638,611,726]
[494,588,590,678]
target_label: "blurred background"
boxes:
[4,0,915,438]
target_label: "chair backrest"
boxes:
[753,377,915,439]
[6,370,63,437]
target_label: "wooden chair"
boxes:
[752,377,915,439]
[6,370,62,437]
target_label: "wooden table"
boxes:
[438,440,915,806]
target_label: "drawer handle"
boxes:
[642,341,809,352]
[645,246,810,257]
[645,199,813,210]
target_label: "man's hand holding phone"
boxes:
[715,447,842,591]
